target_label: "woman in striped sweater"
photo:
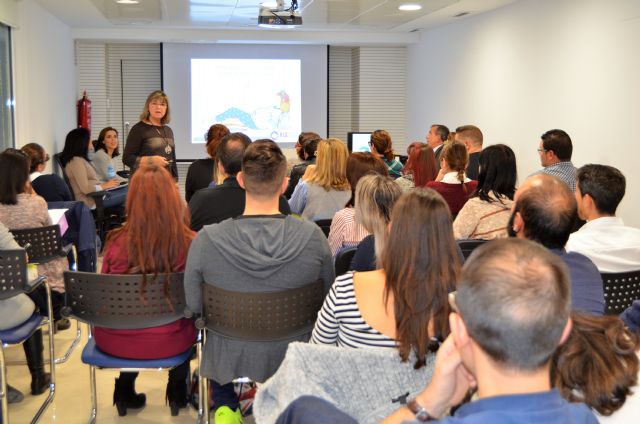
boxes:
[311,187,461,369]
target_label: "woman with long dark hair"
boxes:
[60,127,125,209]
[312,187,460,369]
[92,126,127,184]
[185,123,230,201]
[93,157,196,416]
[453,144,517,239]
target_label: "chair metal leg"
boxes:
[55,320,81,364]
[88,364,97,424]
[197,330,210,424]
[31,283,56,424]
[1,345,9,424]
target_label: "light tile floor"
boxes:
[4,322,203,423]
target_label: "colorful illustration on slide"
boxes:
[214,90,293,139]
[215,107,258,130]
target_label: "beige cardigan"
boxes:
[64,157,100,208]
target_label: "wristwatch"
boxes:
[407,397,435,422]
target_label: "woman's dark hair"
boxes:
[551,312,639,416]
[474,144,517,203]
[21,143,49,173]
[0,148,30,205]
[381,189,460,369]
[302,137,320,161]
[370,129,395,161]
[345,152,387,207]
[60,127,91,167]
[204,124,231,160]
[96,127,120,158]
[296,132,320,160]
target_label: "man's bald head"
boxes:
[512,174,577,249]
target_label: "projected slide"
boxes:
[191,59,301,144]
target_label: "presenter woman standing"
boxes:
[123,90,179,179]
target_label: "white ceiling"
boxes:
[33,0,520,44]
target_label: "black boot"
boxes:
[166,361,190,416]
[113,372,146,416]
[23,329,51,395]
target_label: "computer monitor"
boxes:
[347,132,372,153]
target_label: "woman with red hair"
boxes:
[395,144,438,192]
[93,157,196,417]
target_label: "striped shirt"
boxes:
[310,272,397,349]
[327,208,370,257]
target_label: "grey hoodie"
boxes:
[184,214,334,383]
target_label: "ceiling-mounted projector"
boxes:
[258,0,302,28]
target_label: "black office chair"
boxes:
[0,249,56,424]
[62,271,198,423]
[9,225,80,364]
[194,281,324,423]
[314,219,332,238]
[600,270,640,315]
[334,246,357,276]
[456,239,487,260]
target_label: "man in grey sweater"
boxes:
[184,139,334,420]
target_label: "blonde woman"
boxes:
[289,138,350,221]
[123,90,178,179]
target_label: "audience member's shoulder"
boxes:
[562,250,601,273]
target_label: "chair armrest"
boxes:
[24,276,47,293]
[116,170,131,179]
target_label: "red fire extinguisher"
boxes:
[77,91,92,136]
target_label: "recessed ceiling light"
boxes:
[117,0,140,4]
[398,4,422,11]
[261,1,279,8]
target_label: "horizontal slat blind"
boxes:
[328,46,353,142]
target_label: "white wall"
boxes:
[13,0,75,172]
[407,0,640,227]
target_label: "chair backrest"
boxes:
[200,280,324,341]
[334,246,357,277]
[600,270,640,315]
[456,239,487,260]
[10,225,64,263]
[53,153,76,201]
[63,271,187,329]
[314,219,332,238]
[0,249,28,300]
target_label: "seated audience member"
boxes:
[369,130,403,179]
[93,157,196,416]
[184,140,334,421]
[21,143,72,202]
[509,174,605,315]
[453,144,516,240]
[185,123,230,201]
[566,164,640,272]
[349,175,403,272]
[92,127,127,184]
[395,144,438,192]
[551,312,639,418]
[427,142,478,216]
[0,148,67,318]
[276,239,598,424]
[188,133,290,232]
[289,138,350,221]
[59,127,125,209]
[0,149,68,398]
[328,152,387,257]
[313,187,459,361]
[426,124,449,171]
[0,222,51,402]
[530,129,578,191]
[454,125,483,180]
[284,132,321,199]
